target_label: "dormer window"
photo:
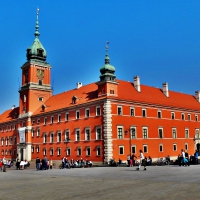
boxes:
[72,96,77,104]
[42,104,46,112]
[37,49,43,56]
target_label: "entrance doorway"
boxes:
[20,149,24,161]
[196,143,200,152]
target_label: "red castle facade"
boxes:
[0,13,200,163]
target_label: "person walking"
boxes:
[36,157,40,170]
[136,150,146,171]
[50,159,53,169]
[0,158,2,171]
[194,150,199,165]
[2,157,6,172]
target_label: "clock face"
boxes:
[37,69,44,78]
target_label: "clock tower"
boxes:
[19,10,52,117]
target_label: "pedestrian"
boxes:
[127,155,130,167]
[36,157,40,170]
[0,158,2,171]
[136,150,146,171]
[50,159,53,169]
[194,150,199,165]
[2,157,6,172]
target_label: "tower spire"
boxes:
[105,41,110,64]
[34,8,40,38]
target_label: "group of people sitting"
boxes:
[62,157,93,168]
[16,159,30,170]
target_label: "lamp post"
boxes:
[125,129,132,157]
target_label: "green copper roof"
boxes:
[26,10,47,61]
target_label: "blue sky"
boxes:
[1,1,200,114]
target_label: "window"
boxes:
[195,115,198,122]
[181,113,185,120]
[86,147,91,156]
[66,148,71,156]
[158,128,163,138]
[50,132,54,143]
[172,128,177,138]
[14,136,16,145]
[119,146,124,155]
[37,128,40,136]
[77,147,81,156]
[10,137,12,145]
[32,146,34,153]
[44,117,47,125]
[39,80,42,85]
[143,145,148,153]
[14,124,16,130]
[96,127,102,140]
[32,120,35,125]
[43,148,46,156]
[118,106,122,115]
[85,129,90,141]
[142,127,148,139]
[32,129,35,137]
[36,146,40,152]
[110,90,114,94]
[185,143,188,150]
[43,133,47,143]
[130,107,135,116]
[185,129,189,138]
[159,144,163,152]
[76,129,80,141]
[50,148,54,155]
[130,127,136,139]
[117,127,123,139]
[173,144,177,151]
[65,130,70,141]
[57,148,61,156]
[96,106,101,116]
[85,108,90,118]
[142,109,146,117]
[76,110,80,119]
[158,110,162,118]
[6,138,8,145]
[1,138,4,146]
[96,146,101,156]
[131,145,136,154]
[195,129,199,138]
[57,132,61,142]
[65,112,69,121]
[38,97,43,101]
[58,114,61,122]
[171,112,175,120]
[37,118,40,123]
[51,116,54,124]
[188,114,191,121]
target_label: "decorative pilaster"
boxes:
[103,100,113,163]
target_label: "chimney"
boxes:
[195,91,200,102]
[134,76,141,92]
[162,82,169,97]
[12,105,15,110]
[77,82,82,89]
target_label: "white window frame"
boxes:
[44,117,47,125]
[181,113,185,120]
[51,116,54,124]
[37,118,40,123]
[96,127,102,140]
[96,146,101,156]
[66,147,71,156]
[57,131,62,142]
[32,129,35,137]
[185,143,188,150]
[119,146,124,155]
[143,145,148,153]
[43,148,46,156]
[57,148,61,156]
[195,129,199,138]
[37,128,40,137]
[50,148,54,155]
[142,108,146,117]
[58,114,61,123]
[117,126,123,139]
[65,130,70,141]
[171,112,175,120]
[96,106,101,116]
[50,132,54,143]
[172,128,177,138]
[142,127,148,139]
[65,112,69,121]
[130,107,135,116]
[85,128,90,141]
[36,146,40,153]
[185,129,189,138]
[158,110,162,118]
[77,147,81,156]
[85,108,90,118]
[173,143,177,151]
[131,145,136,154]
[86,146,91,156]
[159,144,163,152]
[117,106,123,115]
[43,133,47,143]
[130,127,136,139]
[76,110,80,119]
[158,128,163,139]
[195,114,198,122]
[76,129,80,141]
[188,114,191,121]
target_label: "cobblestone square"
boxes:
[0,165,200,200]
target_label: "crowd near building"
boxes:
[0,11,200,164]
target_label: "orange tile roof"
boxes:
[0,107,19,123]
